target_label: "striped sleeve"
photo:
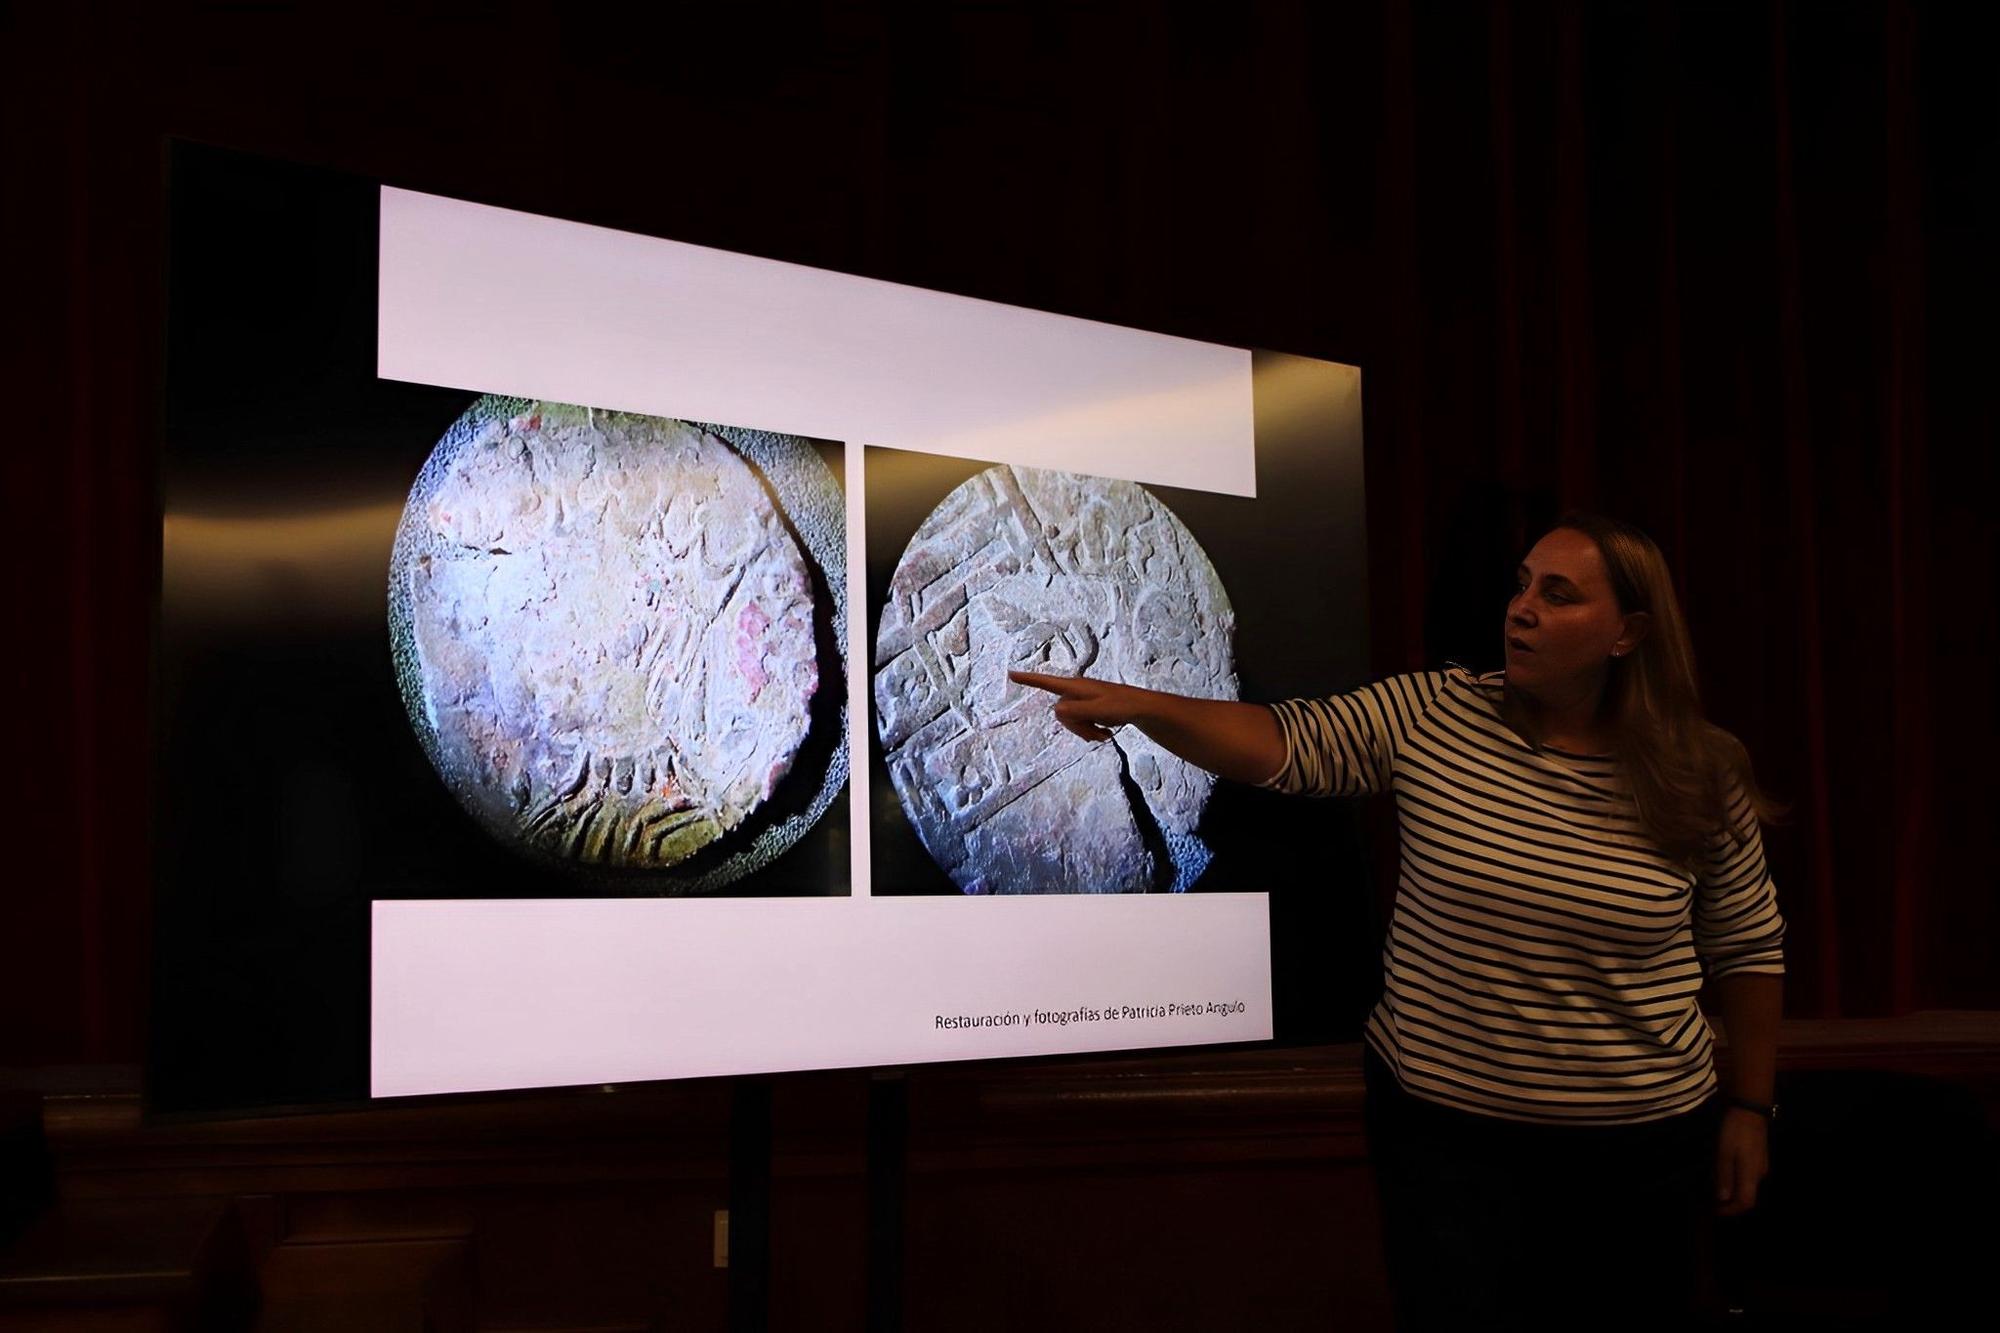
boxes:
[1260,672,1451,798]
[1693,772,1787,979]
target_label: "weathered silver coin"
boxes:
[391,398,844,884]
[874,464,1237,893]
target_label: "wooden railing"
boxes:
[3,1013,1995,1332]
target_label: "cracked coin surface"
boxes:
[873,464,1237,893]
[391,398,827,877]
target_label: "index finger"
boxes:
[1007,669,1086,695]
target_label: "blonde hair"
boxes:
[1545,512,1784,865]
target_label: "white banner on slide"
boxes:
[371,894,1272,1097]
[377,187,1255,497]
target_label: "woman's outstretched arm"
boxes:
[1007,670,1286,786]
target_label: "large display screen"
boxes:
[154,143,1370,1112]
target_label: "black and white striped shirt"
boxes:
[1265,668,1785,1125]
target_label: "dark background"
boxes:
[6,1,1992,1078]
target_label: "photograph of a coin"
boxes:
[873,463,1238,894]
[390,397,847,890]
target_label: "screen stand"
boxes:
[728,1078,772,1333]
[866,1068,908,1333]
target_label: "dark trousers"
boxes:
[1362,1045,1722,1332]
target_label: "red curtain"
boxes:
[5,1,1990,1064]
[1356,0,1992,1023]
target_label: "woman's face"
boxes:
[1503,528,1643,696]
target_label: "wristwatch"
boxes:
[1724,1095,1779,1121]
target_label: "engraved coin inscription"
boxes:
[874,465,1237,893]
[392,400,821,873]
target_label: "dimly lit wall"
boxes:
[5,1,1992,1067]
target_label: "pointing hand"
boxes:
[1007,670,1149,743]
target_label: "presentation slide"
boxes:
[153,143,1367,1111]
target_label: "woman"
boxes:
[1011,512,1784,1331]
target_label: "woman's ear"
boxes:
[1614,611,1653,657]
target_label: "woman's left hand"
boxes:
[1714,1109,1770,1216]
